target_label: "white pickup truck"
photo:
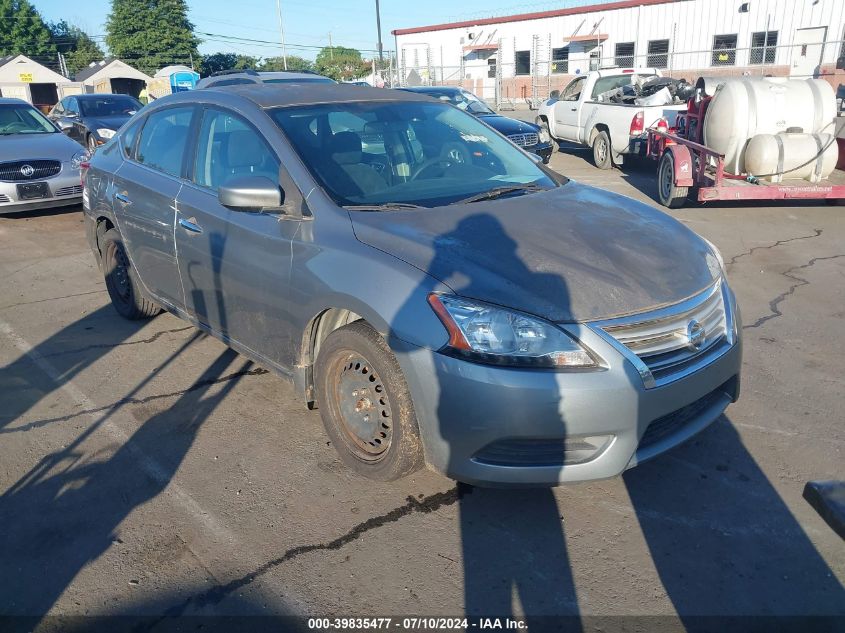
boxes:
[538,68,687,169]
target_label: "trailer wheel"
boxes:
[592,130,613,170]
[658,151,689,208]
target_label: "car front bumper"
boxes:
[392,293,742,487]
[525,141,554,163]
[0,166,82,214]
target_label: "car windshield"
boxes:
[271,100,555,208]
[0,103,57,135]
[79,96,141,117]
[265,77,335,84]
[420,89,494,115]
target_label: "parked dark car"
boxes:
[83,84,740,486]
[398,86,554,163]
[49,94,142,151]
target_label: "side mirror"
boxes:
[218,176,282,211]
[549,90,560,101]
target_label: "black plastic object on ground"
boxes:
[803,480,845,540]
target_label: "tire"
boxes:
[315,321,424,481]
[657,151,689,209]
[592,130,613,170]
[101,228,160,320]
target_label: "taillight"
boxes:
[656,118,669,133]
[79,161,90,186]
[630,111,645,136]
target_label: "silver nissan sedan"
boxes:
[82,84,741,486]
[0,98,86,214]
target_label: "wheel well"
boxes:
[298,308,365,408]
[95,217,114,255]
[589,124,609,146]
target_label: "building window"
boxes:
[750,30,778,64]
[488,57,497,78]
[615,42,635,68]
[712,34,737,66]
[515,50,531,75]
[647,39,670,69]
[551,47,569,74]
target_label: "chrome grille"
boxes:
[508,132,539,147]
[0,160,61,182]
[55,185,83,197]
[598,280,732,387]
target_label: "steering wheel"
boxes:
[410,157,454,181]
[1,121,29,133]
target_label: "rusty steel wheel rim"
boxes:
[331,353,393,460]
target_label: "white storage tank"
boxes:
[703,77,836,175]
[745,133,838,182]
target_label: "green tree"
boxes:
[260,55,314,72]
[315,46,370,81]
[200,52,258,76]
[0,0,55,59]
[50,21,105,75]
[106,0,201,76]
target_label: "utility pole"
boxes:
[276,0,288,70]
[329,32,334,60]
[375,0,384,62]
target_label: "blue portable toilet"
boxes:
[154,65,199,93]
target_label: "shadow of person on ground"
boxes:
[0,343,250,619]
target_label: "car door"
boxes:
[62,97,84,143]
[111,105,196,310]
[555,76,586,142]
[175,106,299,367]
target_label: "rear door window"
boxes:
[136,107,194,178]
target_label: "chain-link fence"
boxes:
[396,38,845,110]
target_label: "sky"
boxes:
[29,0,616,61]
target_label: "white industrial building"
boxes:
[392,0,845,103]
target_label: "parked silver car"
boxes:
[0,98,86,214]
[83,84,741,486]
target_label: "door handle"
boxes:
[115,192,131,205]
[179,217,203,234]
[570,107,577,111]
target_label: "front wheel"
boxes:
[657,151,689,209]
[592,130,613,170]
[315,321,424,481]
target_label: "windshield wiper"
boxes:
[453,183,546,205]
[344,202,425,211]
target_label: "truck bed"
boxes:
[697,169,845,202]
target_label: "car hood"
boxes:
[476,113,540,136]
[0,132,82,161]
[83,114,133,131]
[349,182,720,322]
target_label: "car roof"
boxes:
[75,93,139,100]
[202,83,434,108]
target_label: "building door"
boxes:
[791,26,827,78]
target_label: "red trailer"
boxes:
[645,90,845,209]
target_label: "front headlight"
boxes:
[96,128,116,140]
[538,127,551,144]
[70,150,88,169]
[428,294,600,369]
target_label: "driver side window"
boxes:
[193,109,280,191]
[562,77,586,101]
[66,98,79,115]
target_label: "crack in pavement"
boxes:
[743,254,845,330]
[727,229,823,267]
[151,487,461,622]
[41,326,195,358]
[0,366,270,433]
[0,289,107,312]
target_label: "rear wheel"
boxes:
[101,228,160,320]
[315,321,423,481]
[657,151,689,208]
[592,130,613,170]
